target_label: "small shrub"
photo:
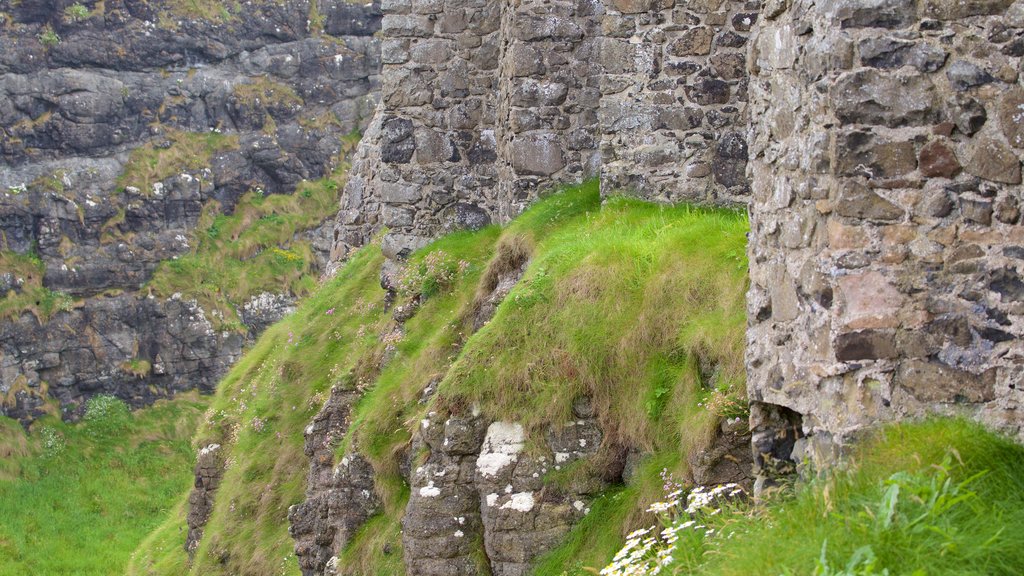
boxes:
[396,250,471,299]
[64,2,90,22]
[37,26,60,47]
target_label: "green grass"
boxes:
[0,394,208,576]
[590,419,1024,576]
[132,180,752,575]
[117,130,238,196]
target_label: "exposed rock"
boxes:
[186,443,224,557]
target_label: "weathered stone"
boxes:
[686,79,730,105]
[897,360,996,403]
[994,195,1021,224]
[964,139,1023,184]
[997,89,1024,149]
[835,131,918,179]
[835,181,905,220]
[668,27,714,56]
[835,330,898,361]
[834,0,917,29]
[858,38,947,72]
[922,0,1014,20]
[918,140,961,178]
[713,132,748,188]
[960,198,993,225]
[946,60,995,91]
[511,134,566,177]
[837,271,905,330]
[832,70,941,128]
[948,97,988,135]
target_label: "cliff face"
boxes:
[0,0,382,422]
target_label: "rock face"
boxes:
[186,442,224,557]
[403,415,607,576]
[0,292,244,421]
[0,0,382,423]
[746,1,1024,474]
[329,0,755,262]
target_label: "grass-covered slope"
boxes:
[130,181,752,575]
[0,394,208,576]
[601,419,1024,576]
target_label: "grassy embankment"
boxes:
[0,394,208,576]
[130,181,752,575]
[595,418,1024,576]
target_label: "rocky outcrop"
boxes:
[0,292,243,421]
[0,0,382,423]
[746,1,1024,471]
[403,412,608,576]
[288,384,379,576]
[186,442,224,557]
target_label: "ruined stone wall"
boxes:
[598,0,756,204]
[747,0,1024,469]
[330,0,756,263]
[494,0,603,220]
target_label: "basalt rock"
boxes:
[0,0,382,424]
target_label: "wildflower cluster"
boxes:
[601,482,745,576]
[701,388,749,419]
[395,250,471,298]
[40,426,66,457]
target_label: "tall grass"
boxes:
[0,394,208,576]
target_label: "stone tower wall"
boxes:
[327,0,1024,465]
[747,0,1024,468]
[598,0,756,205]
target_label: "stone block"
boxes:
[897,360,996,403]
[835,330,898,361]
[511,133,566,177]
[668,26,714,56]
[922,0,1014,19]
[835,181,905,220]
[837,271,904,330]
[964,139,1022,184]
[381,182,422,204]
[831,70,941,128]
[918,140,960,178]
[997,89,1024,149]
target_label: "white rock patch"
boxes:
[500,492,535,513]
[419,481,441,498]
[475,421,525,477]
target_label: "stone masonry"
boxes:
[330,0,1024,475]
[330,0,757,263]
[747,0,1024,470]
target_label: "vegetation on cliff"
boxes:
[129,181,751,575]
[0,394,208,576]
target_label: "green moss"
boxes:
[0,394,208,576]
[0,251,75,323]
[116,130,238,196]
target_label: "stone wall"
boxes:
[330,0,756,262]
[747,0,1024,470]
[599,0,756,205]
